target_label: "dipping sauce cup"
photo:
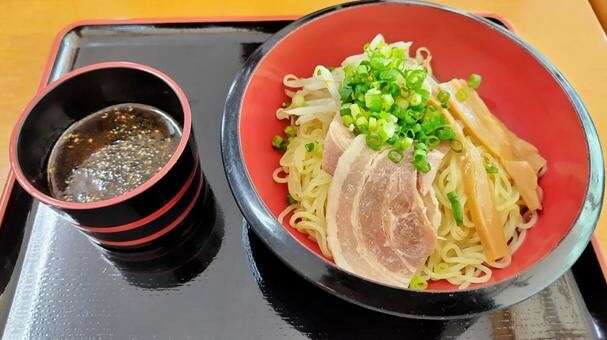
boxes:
[10,62,203,249]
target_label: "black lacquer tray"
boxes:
[0,19,605,339]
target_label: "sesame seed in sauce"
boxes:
[48,106,180,203]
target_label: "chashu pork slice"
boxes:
[418,144,449,232]
[326,135,396,285]
[327,135,437,288]
[322,114,354,175]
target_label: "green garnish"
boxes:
[437,90,450,105]
[342,114,354,127]
[406,70,426,89]
[436,127,455,141]
[365,133,382,151]
[455,88,468,102]
[356,116,369,133]
[388,149,403,163]
[339,36,455,173]
[365,89,383,112]
[287,193,297,205]
[305,142,315,152]
[340,106,351,117]
[394,137,412,152]
[450,139,463,153]
[284,125,297,138]
[409,93,422,106]
[467,73,482,90]
[413,143,431,173]
[426,135,440,148]
[484,160,499,174]
[409,275,428,290]
[447,191,464,226]
[271,135,287,152]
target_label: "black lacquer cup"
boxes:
[10,62,203,249]
[100,187,222,289]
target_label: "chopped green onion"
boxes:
[406,70,426,89]
[468,73,482,90]
[339,85,352,100]
[437,90,450,104]
[416,142,428,152]
[284,125,297,138]
[409,275,428,290]
[337,36,459,173]
[386,82,400,97]
[380,122,396,140]
[272,135,287,152]
[341,114,354,127]
[418,88,430,102]
[410,93,422,106]
[388,149,403,163]
[427,135,440,147]
[272,135,284,148]
[396,97,409,110]
[340,107,351,117]
[447,191,464,226]
[350,103,361,117]
[394,137,413,151]
[382,94,394,110]
[415,160,431,173]
[413,144,430,173]
[421,114,442,134]
[436,127,455,140]
[455,88,468,102]
[485,163,499,174]
[379,69,399,81]
[356,64,369,74]
[391,47,405,61]
[355,116,369,132]
[365,89,383,112]
[287,193,297,205]
[366,133,382,150]
[354,82,369,94]
[368,117,378,131]
[450,139,463,153]
[305,142,315,152]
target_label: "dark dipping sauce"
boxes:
[47,104,181,203]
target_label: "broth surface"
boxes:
[47,104,181,203]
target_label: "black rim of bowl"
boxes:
[221,0,604,319]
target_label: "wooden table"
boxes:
[1,0,606,277]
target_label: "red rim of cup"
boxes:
[9,61,193,210]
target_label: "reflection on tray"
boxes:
[100,183,224,289]
[242,222,596,338]
[241,224,479,338]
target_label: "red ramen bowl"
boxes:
[222,1,604,318]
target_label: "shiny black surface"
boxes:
[0,20,602,339]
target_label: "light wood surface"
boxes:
[1,0,606,274]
